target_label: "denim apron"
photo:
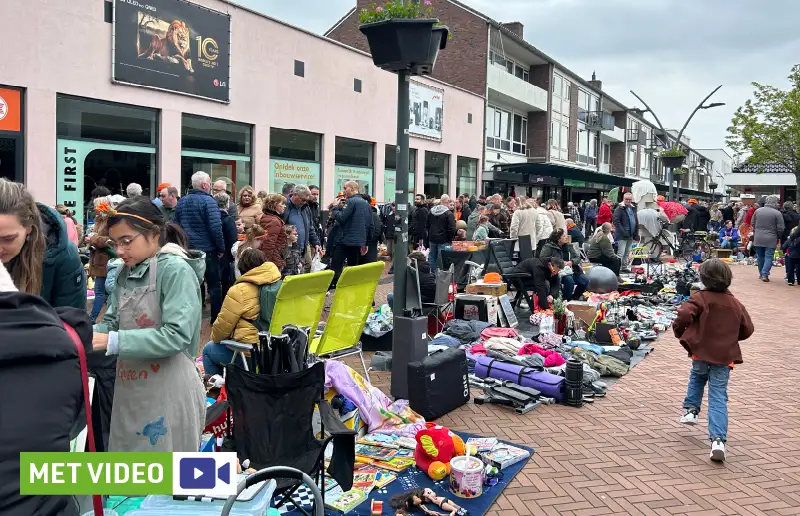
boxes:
[108,257,205,452]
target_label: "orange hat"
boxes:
[156,182,171,191]
[688,198,698,204]
[483,272,502,284]
[657,195,665,202]
[370,197,377,207]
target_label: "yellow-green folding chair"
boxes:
[225,270,334,370]
[309,262,384,382]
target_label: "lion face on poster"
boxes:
[168,21,190,59]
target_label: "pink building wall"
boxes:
[0,0,485,204]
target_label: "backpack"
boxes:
[246,280,283,333]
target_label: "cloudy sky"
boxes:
[236,0,799,154]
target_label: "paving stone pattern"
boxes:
[202,263,800,515]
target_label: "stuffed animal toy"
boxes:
[414,423,467,480]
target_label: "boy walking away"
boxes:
[781,225,800,285]
[672,259,754,462]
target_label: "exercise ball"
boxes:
[587,266,619,294]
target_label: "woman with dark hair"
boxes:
[259,194,287,270]
[159,221,190,250]
[0,178,85,309]
[92,196,206,452]
[539,229,588,301]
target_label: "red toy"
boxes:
[414,423,467,480]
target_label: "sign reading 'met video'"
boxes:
[113,0,231,103]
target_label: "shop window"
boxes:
[335,137,373,196]
[384,145,416,203]
[424,151,449,199]
[181,114,252,196]
[55,95,158,225]
[0,86,23,183]
[294,60,305,77]
[268,128,321,195]
[456,157,478,196]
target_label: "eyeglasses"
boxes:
[111,233,142,250]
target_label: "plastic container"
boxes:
[132,479,276,516]
[82,510,118,516]
[449,456,483,499]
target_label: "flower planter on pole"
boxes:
[660,155,685,168]
[360,19,448,75]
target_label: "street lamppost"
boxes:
[629,86,725,201]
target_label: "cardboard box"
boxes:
[567,302,597,327]
[466,281,508,297]
[454,294,499,325]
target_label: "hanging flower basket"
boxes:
[360,19,448,75]
[709,182,718,190]
[672,167,689,176]
[660,155,686,168]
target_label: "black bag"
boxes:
[407,348,470,420]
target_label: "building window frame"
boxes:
[486,104,527,156]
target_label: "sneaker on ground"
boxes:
[710,439,726,462]
[787,281,794,286]
[762,277,770,282]
[679,409,699,425]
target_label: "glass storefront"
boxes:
[383,145,416,203]
[269,128,321,195]
[56,95,158,224]
[0,86,23,183]
[181,114,252,197]
[424,151,449,199]
[456,156,478,197]
[335,137,373,196]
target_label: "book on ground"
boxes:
[467,437,498,453]
[479,443,530,470]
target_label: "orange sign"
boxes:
[0,88,21,132]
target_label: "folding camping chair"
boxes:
[224,270,334,373]
[308,262,383,382]
[222,362,355,516]
[486,239,533,310]
[518,234,535,261]
[422,265,454,335]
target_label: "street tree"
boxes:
[726,64,800,200]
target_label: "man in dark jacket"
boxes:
[426,195,456,271]
[175,171,225,323]
[0,274,93,516]
[329,181,373,285]
[565,218,585,246]
[781,201,800,243]
[308,185,323,240]
[513,255,564,310]
[721,202,735,225]
[283,185,322,272]
[215,192,238,296]
[37,203,86,310]
[410,194,429,248]
[612,192,638,271]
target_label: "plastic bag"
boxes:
[311,253,327,272]
[559,266,574,277]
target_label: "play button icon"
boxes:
[174,452,237,496]
[193,468,204,480]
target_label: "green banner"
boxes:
[334,165,373,197]
[20,452,173,495]
[268,159,321,195]
[383,169,415,203]
[564,179,586,187]
[57,139,156,226]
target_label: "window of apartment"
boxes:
[576,129,598,166]
[514,64,529,82]
[602,143,611,165]
[551,120,569,161]
[486,105,527,155]
[627,144,638,176]
[489,51,529,82]
[551,73,570,115]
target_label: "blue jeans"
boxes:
[205,253,222,324]
[387,292,394,309]
[720,239,738,249]
[90,276,106,323]
[786,256,800,283]
[202,341,245,376]
[755,246,776,278]
[428,242,443,272]
[561,272,588,301]
[683,360,730,441]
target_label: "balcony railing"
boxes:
[627,129,648,145]
[578,110,616,131]
[644,135,667,153]
[605,164,625,177]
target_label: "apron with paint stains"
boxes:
[108,257,205,452]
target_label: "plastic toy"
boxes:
[414,423,468,480]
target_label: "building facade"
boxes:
[1,0,484,224]
[328,0,717,204]
[725,162,798,203]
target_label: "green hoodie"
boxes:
[94,243,207,359]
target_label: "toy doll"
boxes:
[389,488,469,516]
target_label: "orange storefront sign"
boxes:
[0,88,21,132]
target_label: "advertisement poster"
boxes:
[383,170,415,203]
[408,81,443,142]
[113,0,231,102]
[0,87,21,132]
[334,165,373,197]
[269,159,321,195]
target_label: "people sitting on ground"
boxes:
[512,255,564,310]
[387,251,435,309]
[283,224,302,277]
[587,223,621,277]
[539,229,588,301]
[204,248,282,376]
[472,215,490,241]
[718,221,739,249]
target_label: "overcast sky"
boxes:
[235,0,800,154]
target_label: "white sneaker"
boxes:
[680,409,699,425]
[710,439,726,462]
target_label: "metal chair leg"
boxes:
[358,349,371,384]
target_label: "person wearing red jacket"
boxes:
[596,198,613,226]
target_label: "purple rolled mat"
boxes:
[474,355,565,402]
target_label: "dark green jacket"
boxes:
[159,205,177,222]
[38,203,86,310]
[586,235,616,261]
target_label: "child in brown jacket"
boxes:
[672,258,754,462]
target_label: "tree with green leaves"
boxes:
[726,64,800,200]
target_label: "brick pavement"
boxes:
[202,262,800,515]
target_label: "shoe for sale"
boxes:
[680,409,699,425]
[710,439,726,462]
